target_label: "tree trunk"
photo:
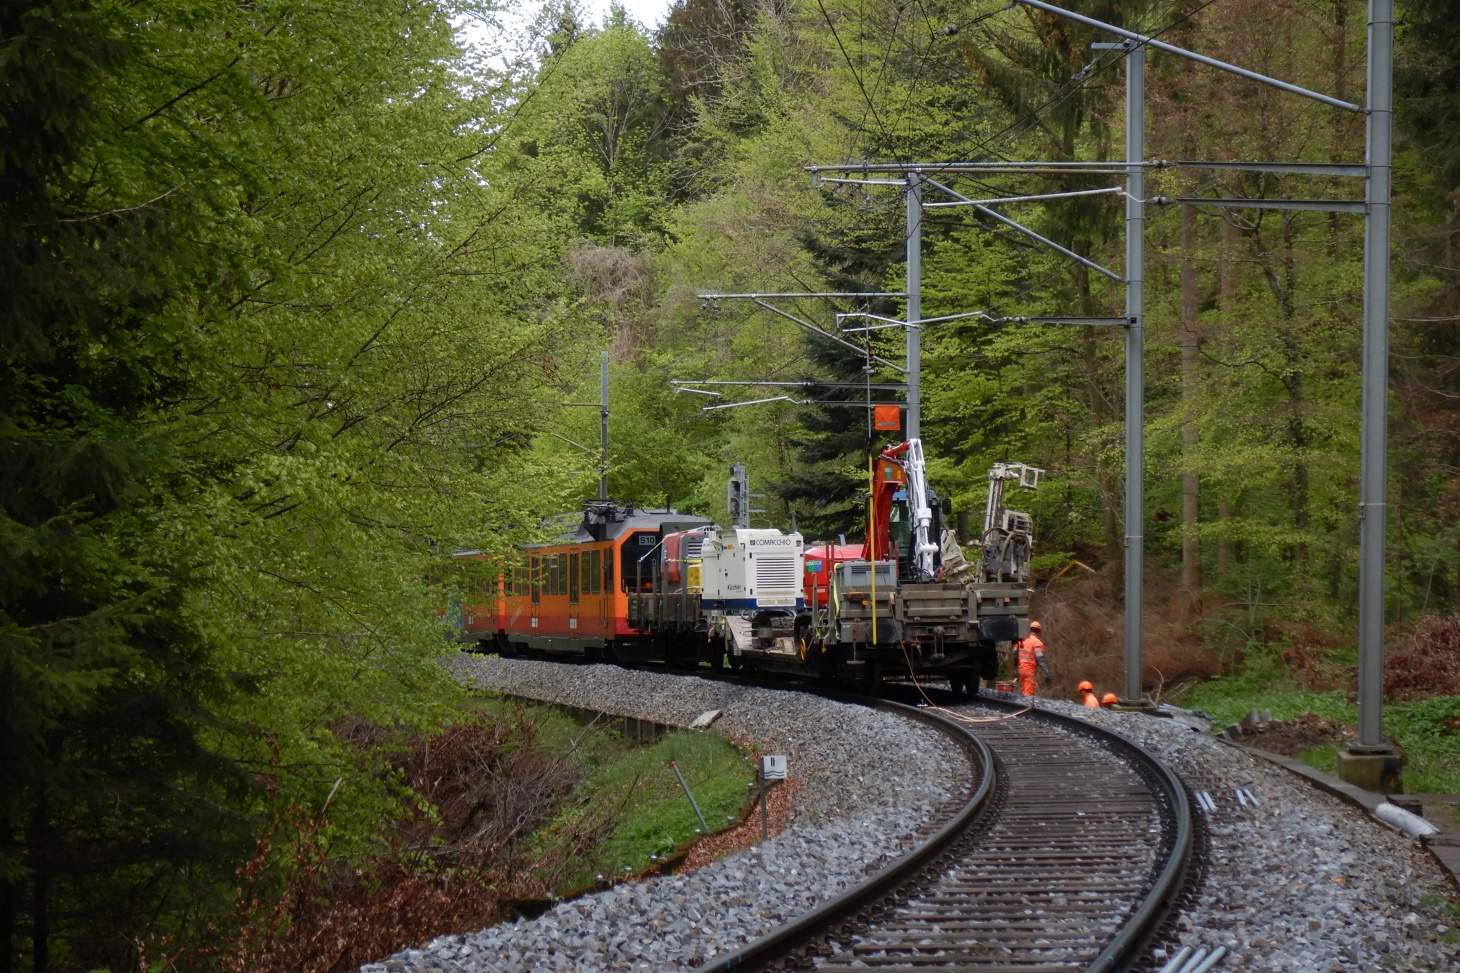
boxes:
[1216,210,1242,578]
[1181,201,1202,594]
[29,794,46,973]
[1,812,11,973]
[1277,214,1310,564]
[1217,498,1232,581]
[1075,257,1122,571]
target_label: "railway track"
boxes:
[697,694,1193,973]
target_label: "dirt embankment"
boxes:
[1240,713,1356,757]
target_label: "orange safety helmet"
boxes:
[1077,680,1094,693]
[1102,693,1119,706]
[1029,620,1042,632]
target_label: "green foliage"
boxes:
[2,0,607,966]
[512,13,676,246]
[528,728,752,892]
[1397,0,1460,185]
[0,2,261,966]
[11,0,1460,964]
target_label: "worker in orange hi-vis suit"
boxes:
[1101,692,1119,708]
[1078,680,1100,707]
[1015,621,1050,696]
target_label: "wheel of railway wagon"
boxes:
[949,667,979,698]
[863,660,883,695]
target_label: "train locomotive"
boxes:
[455,438,1041,695]
[461,503,713,664]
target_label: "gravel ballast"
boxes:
[361,659,1460,973]
[1016,696,1460,972]
[359,656,971,973]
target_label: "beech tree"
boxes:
[1,1,597,967]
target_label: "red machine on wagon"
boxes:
[790,438,1042,694]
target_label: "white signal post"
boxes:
[759,755,787,843]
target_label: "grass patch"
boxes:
[527,729,754,894]
[1181,682,1355,726]
[1296,741,1340,775]
[473,695,638,771]
[471,695,754,896]
[1177,662,1460,793]
[1385,696,1460,795]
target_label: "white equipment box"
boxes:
[699,528,804,611]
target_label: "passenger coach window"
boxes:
[569,552,580,604]
[589,550,601,594]
[530,555,540,604]
[603,550,613,592]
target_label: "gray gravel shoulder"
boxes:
[1014,694,1460,973]
[358,656,971,973]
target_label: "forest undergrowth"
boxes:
[1028,578,1460,794]
[153,701,752,973]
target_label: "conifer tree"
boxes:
[0,4,254,967]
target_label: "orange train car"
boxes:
[456,502,711,663]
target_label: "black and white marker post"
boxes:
[759,755,787,844]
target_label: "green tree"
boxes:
[2,0,606,966]
[0,3,258,967]
[514,8,676,245]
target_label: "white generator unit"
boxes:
[700,528,804,611]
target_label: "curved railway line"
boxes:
[698,691,1194,973]
[390,654,1459,973]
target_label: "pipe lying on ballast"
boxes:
[1156,945,1193,973]
[1187,945,1227,973]
[1162,945,1228,973]
[1156,940,1226,970]
[1374,801,1440,837]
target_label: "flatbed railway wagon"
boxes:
[456,502,711,664]
[792,441,1042,695]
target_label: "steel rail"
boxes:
[967,696,1195,973]
[693,698,998,973]
[471,661,1192,973]
[695,691,1193,973]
